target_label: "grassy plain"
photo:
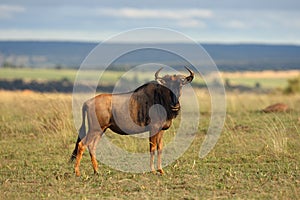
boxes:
[0,88,299,199]
[221,70,300,89]
[1,68,299,89]
[0,68,123,85]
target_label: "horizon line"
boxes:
[0,39,300,46]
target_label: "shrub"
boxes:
[284,75,300,94]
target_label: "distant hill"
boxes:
[0,41,300,71]
[0,41,95,68]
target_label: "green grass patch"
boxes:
[0,68,77,81]
[226,77,288,89]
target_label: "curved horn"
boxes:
[185,66,194,77]
[155,67,163,80]
[183,66,194,84]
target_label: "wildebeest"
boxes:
[70,67,194,176]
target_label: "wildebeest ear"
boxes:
[182,76,193,85]
[156,78,166,85]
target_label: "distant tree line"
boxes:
[0,78,270,94]
[1,75,298,94]
[1,61,24,69]
[0,78,73,93]
[0,78,114,93]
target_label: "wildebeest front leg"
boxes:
[149,133,157,174]
[149,130,164,174]
[156,130,164,174]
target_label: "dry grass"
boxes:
[0,90,299,199]
[221,70,300,79]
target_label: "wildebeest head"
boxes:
[155,66,194,110]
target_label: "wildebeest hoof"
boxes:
[94,171,99,175]
[157,169,164,175]
[75,171,81,177]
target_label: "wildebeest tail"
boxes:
[70,103,87,162]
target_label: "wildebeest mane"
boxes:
[130,81,180,127]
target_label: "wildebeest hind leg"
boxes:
[74,131,100,176]
[74,140,85,176]
[88,133,102,175]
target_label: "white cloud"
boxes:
[0,29,114,42]
[97,8,213,29]
[1,5,300,44]
[177,19,206,28]
[98,7,213,20]
[0,4,25,19]
[216,10,300,31]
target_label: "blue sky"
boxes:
[0,0,300,44]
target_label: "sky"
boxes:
[0,0,300,44]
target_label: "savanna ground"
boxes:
[0,69,300,199]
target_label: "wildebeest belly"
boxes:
[108,122,148,135]
[109,104,149,135]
